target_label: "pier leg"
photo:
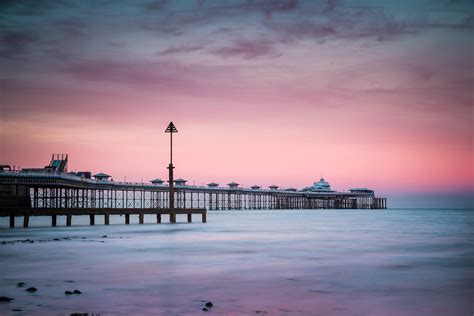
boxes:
[187,213,192,223]
[104,213,110,225]
[125,214,130,225]
[23,215,29,228]
[202,212,207,223]
[52,215,57,227]
[9,216,15,228]
[139,213,144,224]
[66,214,72,226]
[89,214,95,225]
[170,213,176,223]
[157,214,161,224]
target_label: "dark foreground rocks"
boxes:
[25,287,37,293]
[0,296,14,302]
[202,301,213,312]
[65,290,82,295]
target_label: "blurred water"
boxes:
[0,209,472,315]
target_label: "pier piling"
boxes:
[66,214,72,226]
[10,215,14,228]
[90,214,95,225]
[23,214,29,228]
[125,214,130,224]
[139,213,144,224]
[104,213,110,225]
[52,215,57,227]
[187,213,192,223]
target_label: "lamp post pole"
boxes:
[165,122,178,222]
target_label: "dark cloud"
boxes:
[0,30,39,58]
[211,38,280,59]
[263,6,408,43]
[157,43,206,56]
[143,0,168,11]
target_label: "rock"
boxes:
[65,291,73,295]
[53,238,60,241]
[205,302,213,308]
[12,309,22,311]
[16,282,26,287]
[65,280,74,283]
[70,313,88,316]
[202,307,208,312]
[73,290,82,294]
[102,235,107,238]
[25,287,37,293]
[0,296,14,302]
[82,237,86,239]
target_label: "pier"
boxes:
[0,169,386,228]
[0,123,386,228]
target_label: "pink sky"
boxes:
[0,1,473,195]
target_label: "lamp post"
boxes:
[165,122,178,222]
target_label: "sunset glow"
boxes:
[1,0,472,195]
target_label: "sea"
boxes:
[0,208,472,315]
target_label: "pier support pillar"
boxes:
[23,214,29,228]
[125,214,130,225]
[187,213,192,223]
[89,215,95,225]
[52,215,57,227]
[66,214,72,226]
[170,213,176,223]
[202,212,207,223]
[157,214,161,224]
[139,213,144,224]
[9,216,14,228]
[104,213,110,225]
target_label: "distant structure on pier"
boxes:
[303,177,333,192]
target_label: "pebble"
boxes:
[16,282,26,287]
[0,296,14,302]
[202,307,208,312]
[65,291,73,295]
[73,290,82,294]
[25,287,37,293]
[205,302,213,308]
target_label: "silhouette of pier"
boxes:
[0,123,386,228]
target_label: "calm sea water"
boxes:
[0,209,472,315]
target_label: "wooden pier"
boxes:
[3,207,206,228]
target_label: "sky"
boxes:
[0,0,473,197]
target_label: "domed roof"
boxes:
[311,177,331,191]
[314,177,329,187]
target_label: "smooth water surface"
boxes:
[0,209,472,315]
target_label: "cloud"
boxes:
[157,43,206,56]
[0,30,39,58]
[211,38,280,59]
